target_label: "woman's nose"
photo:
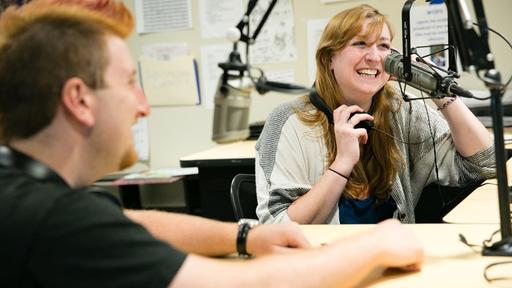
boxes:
[365,46,381,62]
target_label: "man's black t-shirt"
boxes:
[0,146,187,287]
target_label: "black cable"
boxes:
[371,127,432,145]
[474,22,512,90]
[420,91,446,209]
[484,261,512,283]
[458,229,512,283]
[459,229,500,253]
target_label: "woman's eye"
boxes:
[379,43,391,50]
[353,41,366,47]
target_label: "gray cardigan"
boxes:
[255,96,495,224]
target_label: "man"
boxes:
[0,2,423,287]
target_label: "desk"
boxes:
[96,172,187,209]
[180,141,256,164]
[443,159,512,224]
[180,141,256,220]
[302,223,509,287]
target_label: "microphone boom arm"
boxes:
[402,0,511,255]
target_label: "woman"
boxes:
[255,4,495,224]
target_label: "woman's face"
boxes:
[330,20,391,110]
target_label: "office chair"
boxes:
[230,173,258,220]
[415,149,512,223]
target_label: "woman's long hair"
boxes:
[298,4,403,203]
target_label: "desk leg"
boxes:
[119,185,142,209]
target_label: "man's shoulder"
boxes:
[0,165,72,207]
[0,166,75,234]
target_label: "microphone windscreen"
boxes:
[226,27,241,43]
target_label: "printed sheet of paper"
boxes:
[132,117,149,161]
[198,0,244,39]
[135,0,192,33]
[410,3,449,69]
[142,42,188,61]
[307,18,328,85]
[247,0,296,64]
[264,69,295,83]
[200,43,246,109]
[139,55,200,106]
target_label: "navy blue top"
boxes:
[338,195,396,224]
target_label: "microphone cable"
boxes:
[459,228,512,285]
[369,126,432,145]
[472,22,512,91]
[386,74,450,212]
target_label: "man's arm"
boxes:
[169,219,424,288]
[124,209,310,256]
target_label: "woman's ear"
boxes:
[61,77,96,127]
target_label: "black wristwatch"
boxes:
[236,218,259,257]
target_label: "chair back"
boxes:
[416,149,512,223]
[230,174,258,220]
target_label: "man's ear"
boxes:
[61,77,96,127]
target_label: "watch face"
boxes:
[238,218,259,228]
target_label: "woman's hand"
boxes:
[331,105,374,173]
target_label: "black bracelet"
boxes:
[236,223,251,257]
[328,167,349,180]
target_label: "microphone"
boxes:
[212,75,252,143]
[212,26,254,143]
[384,51,474,98]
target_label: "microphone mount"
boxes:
[236,0,278,45]
[213,0,309,144]
[217,0,278,96]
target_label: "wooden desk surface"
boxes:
[302,224,509,287]
[180,140,256,161]
[443,159,512,224]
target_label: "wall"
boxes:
[123,0,512,169]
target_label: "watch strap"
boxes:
[236,223,251,256]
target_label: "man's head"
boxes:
[0,3,149,174]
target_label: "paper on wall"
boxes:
[132,117,149,162]
[142,42,188,61]
[135,0,192,34]
[247,0,296,64]
[410,3,449,69]
[139,55,200,106]
[264,69,295,83]
[198,0,244,39]
[199,43,246,109]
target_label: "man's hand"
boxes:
[372,219,424,270]
[246,222,312,256]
